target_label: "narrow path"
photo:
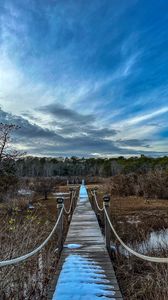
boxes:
[49,185,122,300]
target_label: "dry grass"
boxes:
[88,185,168,300]
[0,186,73,299]
[115,250,168,300]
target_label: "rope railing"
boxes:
[3,186,167,267]
[0,206,64,267]
[63,190,77,215]
[91,190,168,263]
[0,187,79,267]
[104,206,168,263]
[91,191,104,211]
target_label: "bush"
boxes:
[109,170,168,199]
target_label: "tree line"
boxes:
[0,123,168,202]
[16,155,168,178]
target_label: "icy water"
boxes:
[119,228,168,257]
[18,189,33,196]
[52,192,70,199]
[52,184,118,300]
[139,228,168,252]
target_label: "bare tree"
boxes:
[34,177,56,200]
[0,123,23,199]
[0,123,22,163]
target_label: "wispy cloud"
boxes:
[0,0,168,157]
[117,107,168,127]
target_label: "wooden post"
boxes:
[94,187,98,215]
[103,194,111,254]
[69,188,73,213]
[91,189,95,212]
[57,197,64,252]
[69,187,75,214]
[73,188,77,212]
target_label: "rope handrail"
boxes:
[91,191,104,211]
[104,206,168,263]
[63,190,77,215]
[0,206,64,267]
[91,190,168,263]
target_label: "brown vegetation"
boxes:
[0,187,72,299]
[88,174,168,300]
[105,169,168,199]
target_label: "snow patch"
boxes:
[65,244,82,249]
[52,254,116,299]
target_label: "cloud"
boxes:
[116,139,151,148]
[38,103,94,124]
[0,108,63,141]
[36,103,119,139]
[124,107,168,126]
[0,108,168,157]
[0,1,168,157]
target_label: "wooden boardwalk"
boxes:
[49,185,122,300]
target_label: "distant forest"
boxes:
[16,155,168,177]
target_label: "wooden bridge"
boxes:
[1,183,165,298]
[48,185,123,299]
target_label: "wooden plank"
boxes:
[48,185,123,300]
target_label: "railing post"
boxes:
[91,189,95,212]
[90,189,95,211]
[69,187,75,214]
[57,197,64,252]
[69,188,73,213]
[73,188,77,211]
[103,194,111,253]
[93,187,98,214]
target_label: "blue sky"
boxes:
[0,0,168,157]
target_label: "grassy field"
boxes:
[88,185,168,300]
[0,186,73,299]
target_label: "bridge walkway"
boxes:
[49,185,123,300]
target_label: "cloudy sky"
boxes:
[0,0,168,157]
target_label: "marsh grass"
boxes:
[88,186,168,300]
[0,193,70,299]
[113,243,168,300]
